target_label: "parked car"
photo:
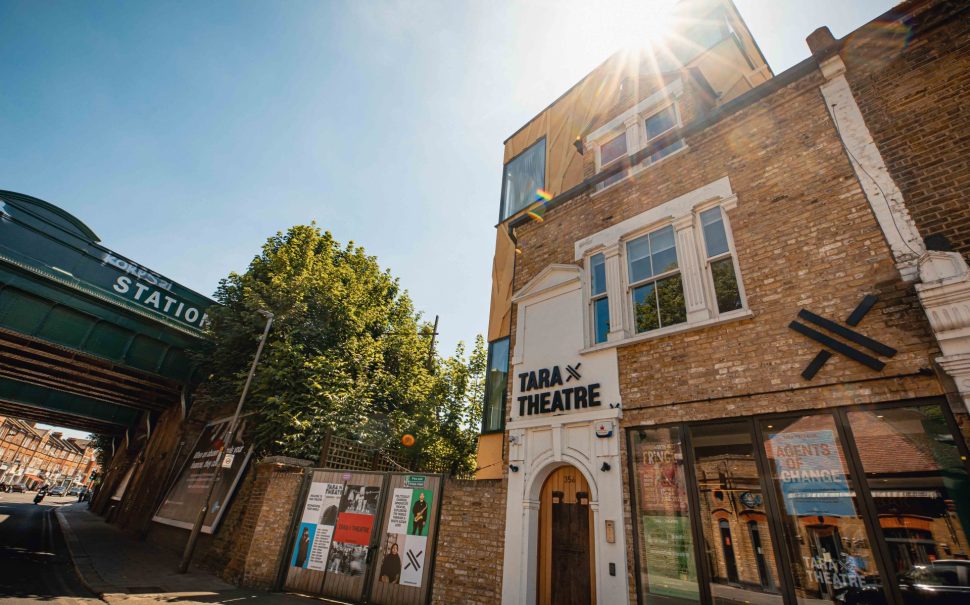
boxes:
[67,487,83,496]
[840,561,970,605]
[48,486,66,497]
[7,484,26,493]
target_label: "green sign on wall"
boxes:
[0,190,213,334]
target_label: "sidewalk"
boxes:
[55,502,322,605]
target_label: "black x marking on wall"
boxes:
[788,295,897,380]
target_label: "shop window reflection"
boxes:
[690,423,784,605]
[631,427,701,605]
[761,415,886,605]
[847,405,970,603]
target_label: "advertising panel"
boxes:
[152,416,253,533]
[767,429,856,517]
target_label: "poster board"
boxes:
[152,415,254,534]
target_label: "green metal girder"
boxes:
[0,263,199,383]
[0,376,141,427]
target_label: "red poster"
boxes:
[332,512,374,546]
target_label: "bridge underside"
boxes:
[0,328,181,435]
[0,190,213,435]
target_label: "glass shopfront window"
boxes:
[627,400,970,605]
[762,415,885,605]
[689,422,784,605]
[848,404,970,601]
[631,427,701,605]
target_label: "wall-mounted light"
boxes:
[573,136,585,155]
[601,462,611,472]
[509,464,519,473]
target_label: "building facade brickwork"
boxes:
[478,1,970,603]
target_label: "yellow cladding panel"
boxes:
[474,432,505,480]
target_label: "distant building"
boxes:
[475,0,970,603]
[0,417,99,488]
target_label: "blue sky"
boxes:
[3,0,895,438]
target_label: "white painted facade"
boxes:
[501,263,630,605]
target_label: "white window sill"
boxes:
[590,144,689,198]
[580,307,754,354]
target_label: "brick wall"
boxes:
[202,458,309,589]
[431,478,507,605]
[845,0,970,259]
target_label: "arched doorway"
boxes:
[538,465,596,605]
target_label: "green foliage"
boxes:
[193,224,484,475]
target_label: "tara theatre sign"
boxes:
[516,362,602,416]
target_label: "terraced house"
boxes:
[0,416,99,489]
[473,1,970,604]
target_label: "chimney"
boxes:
[52,432,63,439]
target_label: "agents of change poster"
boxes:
[153,416,254,534]
[375,478,433,588]
[767,429,856,517]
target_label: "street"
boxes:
[0,491,100,604]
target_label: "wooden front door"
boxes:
[538,466,595,605]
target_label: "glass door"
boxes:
[689,422,786,605]
[760,414,891,605]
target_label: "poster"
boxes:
[376,484,433,588]
[307,526,333,571]
[288,481,343,571]
[152,415,253,533]
[407,489,432,537]
[387,488,412,534]
[400,535,428,587]
[326,480,380,576]
[641,515,699,600]
[291,522,317,568]
[333,512,375,545]
[768,429,856,517]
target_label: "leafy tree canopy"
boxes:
[193,224,483,475]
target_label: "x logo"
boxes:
[789,295,897,380]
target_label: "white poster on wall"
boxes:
[301,482,329,523]
[307,525,333,571]
[387,488,412,534]
[400,535,428,587]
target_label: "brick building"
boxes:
[0,416,99,489]
[475,1,970,604]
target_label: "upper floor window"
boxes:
[700,206,743,314]
[589,253,609,344]
[482,337,510,433]
[626,225,686,333]
[500,139,546,222]
[576,177,747,348]
[645,105,684,164]
[600,132,628,189]
[590,94,686,193]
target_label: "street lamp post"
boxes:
[177,310,274,574]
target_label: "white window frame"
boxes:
[695,198,748,318]
[623,223,686,335]
[586,79,689,195]
[588,252,610,344]
[575,176,750,351]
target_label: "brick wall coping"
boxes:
[256,456,313,468]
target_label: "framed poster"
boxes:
[152,414,254,533]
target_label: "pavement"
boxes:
[48,498,328,604]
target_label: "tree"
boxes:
[192,224,482,474]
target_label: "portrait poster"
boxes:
[291,522,317,569]
[406,489,432,537]
[153,415,253,534]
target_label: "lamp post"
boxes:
[178,310,273,574]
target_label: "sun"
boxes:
[608,0,680,50]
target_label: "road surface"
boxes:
[0,491,99,604]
